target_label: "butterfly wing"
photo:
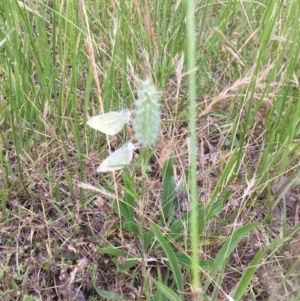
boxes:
[97,142,135,172]
[87,110,130,135]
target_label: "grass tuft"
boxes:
[0,0,299,300]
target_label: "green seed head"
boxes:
[134,78,161,148]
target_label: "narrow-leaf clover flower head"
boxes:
[134,78,161,148]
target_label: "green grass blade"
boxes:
[232,249,263,301]
[151,223,184,300]
[161,156,176,223]
[152,278,182,301]
[206,223,260,293]
[93,289,124,301]
[120,169,137,223]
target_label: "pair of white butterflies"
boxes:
[87,110,135,172]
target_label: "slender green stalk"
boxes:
[186,0,199,297]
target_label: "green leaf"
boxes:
[97,247,126,257]
[112,257,139,273]
[152,278,182,301]
[232,249,263,300]
[161,156,177,223]
[98,247,139,272]
[123,221,141,235]
[169,214,186,242]
[93,289,124,301]
[206,223,259,295]
[206,190,232,219]
[174,252,214,271]
[151,223,184,300]
[119,168,138,223]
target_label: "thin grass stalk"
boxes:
[186,0,199,298]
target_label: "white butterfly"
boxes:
[87,109,130,135]
[97,141,135,172]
